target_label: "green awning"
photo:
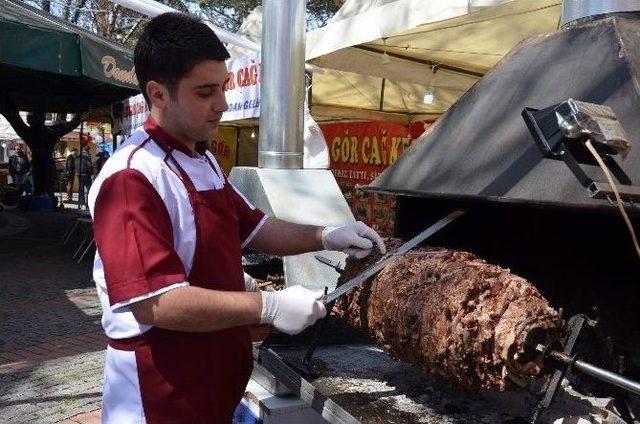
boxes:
[0,0,139,111]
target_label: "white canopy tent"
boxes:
[306,0,562,122]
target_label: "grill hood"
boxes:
[367,13,640,212]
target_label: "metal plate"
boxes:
[229,166,354,291]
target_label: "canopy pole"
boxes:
[78,121,84,210]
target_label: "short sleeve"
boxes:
[227,183,267,248]
[93,168,188,306]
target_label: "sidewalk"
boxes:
[0,210,105,423]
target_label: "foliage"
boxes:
[22,0,345,46]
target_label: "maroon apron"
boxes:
[110,138,252,423]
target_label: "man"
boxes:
[75,147,92,204]
[65,148,77,201]
[94,148,109,177]
[88,12,385,424]
[8,143,30,189]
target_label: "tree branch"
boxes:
[0,95,31,141]
[72,0,88,24]
[122,18,143,44]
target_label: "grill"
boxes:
[249,2,640,423]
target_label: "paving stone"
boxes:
[0,212,103,422]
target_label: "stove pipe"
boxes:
[561,0,640,27]
[258,0,306,169]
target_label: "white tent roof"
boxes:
[306,0,520,60]
[0,115,20,141]
[226,6,263,58]
[306,0,561,122]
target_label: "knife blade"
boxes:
[324,209,466,304]
[314,255,344,274]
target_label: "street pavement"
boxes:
[0,210,105,423]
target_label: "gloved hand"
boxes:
[260,285,326,335]
[244,272,258,292]
[321,221,386,258]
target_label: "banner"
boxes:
[211,127,238,175]
[320,121,429,236]
[121,93,149,136]
[221,53,260,122]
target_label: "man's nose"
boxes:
[214,91,228,113]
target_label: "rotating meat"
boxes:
[334,240,561,391]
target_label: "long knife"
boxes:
[324,209,467,304]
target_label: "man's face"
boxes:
[16,144,23,153]
[165,60,229,143]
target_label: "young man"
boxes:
[8,143,30,188]
[89,12,385,424]
[65,148,77,201]
[75,147,92,204]
[94,148,109,176]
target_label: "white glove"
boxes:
[321,221,386,259]
[260,285,327,335]
[244,272,258,292]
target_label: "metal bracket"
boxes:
[531,314,590,424]
[257,347,361,424]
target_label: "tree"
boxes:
[0,95,82,197]
[22,0,345,41]
[197,0,344,32]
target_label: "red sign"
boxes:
[322,121,416,186]
[320,121,431,236]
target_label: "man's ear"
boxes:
[146,81,168,110]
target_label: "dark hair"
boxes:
[134,12,230,104]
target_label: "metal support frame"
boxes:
[531,314,591,423]
[62,219,81,244]
[522,106,640,204]
[557,142,640,201]
[72,218,94,262]
[531,314,639,423]
[257,348,360,424]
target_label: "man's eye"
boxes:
[196,90,213,97]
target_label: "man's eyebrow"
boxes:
[193,78,230,89]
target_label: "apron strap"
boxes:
[145,135,223,213]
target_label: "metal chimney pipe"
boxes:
[258,0,306,169]
[561,0,640,27]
